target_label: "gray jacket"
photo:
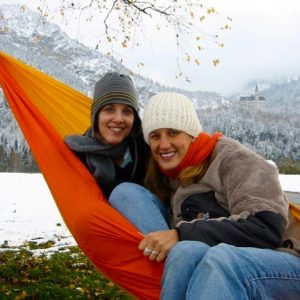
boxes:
[170,137,299,255]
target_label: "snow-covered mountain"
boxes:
[262,79,300,113]
[0,4,226,152]
[0,4,299,166]
[229,77,300,114]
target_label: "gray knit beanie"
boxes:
[91,72,140,136]
[142,92,202,143]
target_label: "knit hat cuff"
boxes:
[143,120,202,141]
[91,91,139,116]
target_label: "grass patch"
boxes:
[277,158,300,174]
[0,246,133,299]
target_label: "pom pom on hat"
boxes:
[142,92,202,143]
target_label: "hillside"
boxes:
[0,4,225,152]
[0,4,299,171]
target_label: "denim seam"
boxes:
[245,276,300,298]
[246,275,300,285]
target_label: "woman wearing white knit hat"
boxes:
[109,92,300,299]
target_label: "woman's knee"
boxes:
[109,182,169,233]
[110,182,167,215]
[201,243,241,273]
[109,182,144,205]
[166,241,210,268]
[110,182,140,197]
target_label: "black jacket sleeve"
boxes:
[177,210,286,249]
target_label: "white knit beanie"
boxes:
[142,92,202,143]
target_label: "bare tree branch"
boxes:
[104,0,119,35]
[81,0,96,10]
[122,0,171,16]
[35,0,232,78]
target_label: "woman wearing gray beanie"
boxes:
[64,72,150,198]
[109,92,300,299]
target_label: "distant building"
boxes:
[240,85,265,110]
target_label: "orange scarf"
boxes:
[160,132,223,178]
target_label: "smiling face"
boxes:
[148,128,194,170]
[97,103,135,145]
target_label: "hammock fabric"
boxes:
[0,51,163,300]
[1,52,300,298]
[290,202,300,220]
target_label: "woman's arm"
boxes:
[176,210,286,248]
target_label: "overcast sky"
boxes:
[1,0,300,95]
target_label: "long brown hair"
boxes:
[144,157,171,204]
[144,154,212,203]
[178,155,212,187]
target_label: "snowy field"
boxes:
[0,172,299,250]
[0,173,76,253]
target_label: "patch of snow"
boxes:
[0,172,299,250]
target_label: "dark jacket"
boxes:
[65,129,150,198]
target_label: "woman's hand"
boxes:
[138,229,179,262]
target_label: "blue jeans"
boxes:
[163,242,300,300]
[109,182,169,233]
[109,183,300,299]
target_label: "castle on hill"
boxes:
[240,85,265,110]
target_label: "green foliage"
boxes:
[276,158,300,174]
[26,240,55,250]
[0,146,39,172]
[0,246,133,300]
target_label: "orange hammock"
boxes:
[290,202,300,223]
[0,51,163,300]
[1,52,300,299]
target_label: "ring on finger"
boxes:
[144,247,153,255]
[152,250,159,256]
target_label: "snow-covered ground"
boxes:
[0,173,299,251]
[0,173,76,254]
